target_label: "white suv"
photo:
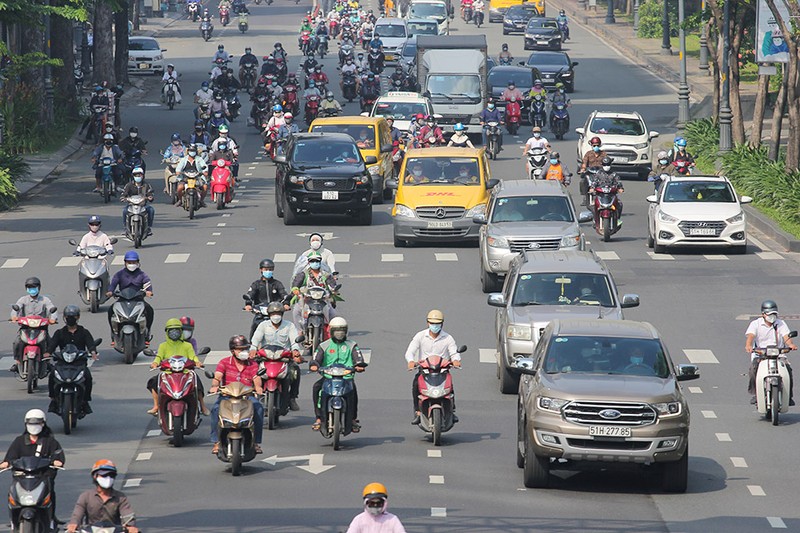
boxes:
[369,92,434,132]
[576,111,658,179]
[646,175,752,254]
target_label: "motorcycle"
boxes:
[124,194,151,248]
[122,149,144,181]
[505,101,521,135]
[109,287,149,364]
[360,91,377,114]
[318,34,329,59]
[498,55,513,66]
[526,147,549,179]
[262,123,280,160]
[580,167,601,208]
[182,168,203,219]
[462,4,473,22]
[51,341,100,434]
[163,154,182,204]
[320,107,340,118]
[219,6,230,26]
[4,457,58,533]
[673,159,694,175]
[238,13,248,33]
[200,20,214,41]
[592,183,622,242]
[206,377,258,476]
[163,78,179,110]
[754,331,797,425]
[360,28,373,50]
[315,363,367,450]
[474,7,484,26]
[283,83,299,115]
[299,286,335,354]
[188,1,199,21]
[528,98,547,128]
[305,95,321,125]
[73,64,84,94]
[208,110,228,139]
[210,159,234,209]
[558,19,570,41]
[97,156,116,204]
[339,43,355,66]
[485,122,502,160]
[415,346,466,446]
[10,305,56,394]
[255,344,296,429]
[368,47,384,74]
[154,352,209,446]
[89,104,108,143]
[549,101,569,140]
[300,31,314,56]
[391,139,405,178]
[342,72,357,102]
[225,89,241,120]
[68,237,117,312]
[240,62,257,93]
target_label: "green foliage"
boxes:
[0,167,17,210]
[637,0,679,39]
[0,150,30,182]
[0,0,88,27]
[683,118,719,172]
[0,82,44,154]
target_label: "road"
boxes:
[0,1,799,531]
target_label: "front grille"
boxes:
[677,220,726,238]
[563,401,656,426]
[416,206,465,220]
[566,439,652,451]
[306,179,355,192]
[413,228,469,237]
[507,237,561,253]
[134,57,152,62]
[604,149,638,162]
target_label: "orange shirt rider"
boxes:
[543,152,571,185]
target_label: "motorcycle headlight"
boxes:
[560,233,581,248]
[75,371,84,381]
[658,210,678,223]
[466,203,486,217]
[487,235,509,248]
[394,204,416,218]
[633,142,649,149]
[506,324,531,340]
[726,211,744,224]
[538,396,570,413]
[652,401,681,417]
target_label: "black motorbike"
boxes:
[315,363,367,450]
[5,457,57,533]
[368,48,384,74]
[529,98,547,128]
[549,101,569,140]
[342,72,357,102]
[224,88,241,120]
[51,341,100,434]
[485,121,501,160]
[200,20,214,41]
[109,287,149,364]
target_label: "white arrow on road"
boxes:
[262,453,335,475]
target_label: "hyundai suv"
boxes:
[515,319,699,492]
[575,111,659,179]
[487,249,639,393]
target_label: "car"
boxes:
[406,18,439,36]
[399,35,418,69]
[486,55,497,72]
[524,17,563,51]
[487,65,541,111]
[476,179,592,293]
[369,91,434,132]
[514,319,698,492]
[490,0,545,23]
[487,249,639,393]
[576,110,659,178]
[127,36,166,75]
[274,132,374,225]
[374,18,409,64]
[646,174,752,254]
[525,51,578,92]
[503,3,541,35]
[408,0,450,35]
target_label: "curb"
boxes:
[744,205,800,252]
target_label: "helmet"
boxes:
[308,80,316,87]
[88,215,101,225]
[326,91,334,98]
[533,78,543,85]
[307,251,323,260]
[601,156,613,166]
[363,482,388,499]
[454,123,464,132]
[24,276,41,288]
[129,126,139,134]
[275,42,282,48]
[416,113,425,120]
[63,304,81,318]
[560,9,565,14]
[245,47,251,53]
[657,150,668,159]
[164,318,182,331]
[91,459,117,477]
[426,309,444,324]
[589,136,602,146]
[675,137,687,147]
[171,132,181,142]
[103,133,114,141]
[24,409,46,424]
[555,82,564,89]
[229,335,250,350]
[551,151,560,158]
[259,258,275,269]
[179,316,195,330]
[218,124,229,133]
[314,65,322,71]
[194,119,204,129]
[502,43,509,50]
[94,85,103,93]
[167,63,174,69]
[507,80,515,86]
[188,142,198,151]
[123,251,140,262]
[532,126,542,133]
[218,44,224,50]
[329,316,348,334]
[367,74,374,80]
[284,112,293,119]
[266,302,284,315]
[761,300,779,315]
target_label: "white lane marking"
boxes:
[431,508,447,517]
[701,410,717,419]
[245,173,253,176]
[427,449,442,458]
[1,258,28,268]
[703,255,729,261]
[594,251,620,260]
[361,349,371,364]
[748,485,766,496]
[56,257,82,267]
[767,517,787,528]
[239,186,246,189]
[683,349,719,364]
[434,253,458,262]
[688,386,702,393]
[111,256,124,265]
[206,242,216,246]
[647,251,674,260]
[429,475,444,484]
[242,180,250,183]
[136,452,152,461]
[231,200,240,204]
[757,251,783,260]
[334,253,350,263]
[212,232,221,236]
[381,253,404,262]
[731,457,748,468]
[146,429,161,437]
[273,253,297,263]
[203,351,229,367]
[479,349,496,364]
[164,253,190,263]
[222,213,231,218]
[219,253,243,263]
[217,223,226,227]
[716,433,732,442]
[123,478,142,487]
[248,166,257,170]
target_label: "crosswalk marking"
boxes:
[55,257,82,267]
[748,485,765,496]
[381,253,403,262]
[212,232,221,236]
[647,251,674,260]
[136,452,152,461]
[203,350,229,367]
[164,253,190,264]
[1,258,28,268]
[429,475,444,484]
[111,256,124,265]
[716,432,732,442]
[766,517,786,528]
[431,508,447,518]
[479,349,496,364]
[206,242,216,246]
[222,213,231,217]
[123,478,142,488]
[434,253,458,262]
[594,251,619,260]
[701,410,717,418]
[146,429,161,437]
[273,253,297,263]
[219,253,243,263]
[757,251,782,260]
[703,254,729,261]
[683,349,719,364]
[217,223,226,227]
[427,449,442,458]
[688,386,702,394]
[333,253,350,263]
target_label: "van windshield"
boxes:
[407,21,438,35]
[427,75,481,103]
[374,101,428,120]
[543,337,670,378]
[411,3,447,18]
[311,125,376,147]
[377,24,407,38]
[403,157,481,185]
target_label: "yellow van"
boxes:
[389,147,499,247]
[309,116,394,203]
[489,0,545,22]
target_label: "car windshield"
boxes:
[662,181,737,203]
[129,39,160,51]
[543,336,670,378]
[407,21,438,35]
[374,102,428,119]
[527,53,569,66]
[403,157,481,185]
[512,273,614,307]
[411,3,447,18]
[376,24,407,37]
[491,195,574,223]
[403,41,418,57]
[427,75,481,101]
[489,70,533,88]
[527,19,558,30]
[292,141,362,164]
[507,5,539,16]
[590,117,645,136]
[311,125,376,145]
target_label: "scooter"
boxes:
[240,62,257,93]
[318,34,329,59]
[505,100,521,135]
[163,78,179,110]
[3,457,58,533]
[208,110,228,139]
[163,154,182,204]
[219,6,230,26]
[89,104,108,143]
[558,19,570,41]
[210,159,234,209]
[224,88,241,120]
[299,286,333,354]
[51,341,101,434]
[754,330,797,426]
[485,121,501,160]
[74,64,84,94]
[256,344,295,429]
[315,362,367,450]
[415,346,466,446]
[124,194,151,249]
[526,147,549,179]
[300,31,314,55]
[10,305,56,394]
[238,13,248,33]
[673,159,694,175]
[206,378,258,476]
[305,95,321,125]
[580,167,601,208]
[368,47,384,74]
[181,168,203,220]
[68,237,117,312]
[342,73,357,102]
[109,287,149,364]
[529,97,547,128]
[339,43,355,66]
[549,101,569,140]
[592,183,622,242]
[200,20,214,41]
[474,7,484,26]
[284,84,300,114]
[154,352,209,446]
[98,157,116,204]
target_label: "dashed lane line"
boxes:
[748,485,766,496]
[217,223,226,227]
[716,433,732,442]
[701,410,717,418]
[334,253,351,263]
[767,517,787,529]
[381,254,404,262]
[136,452,152,461]
[647,251,675,260]
[431,508,447,518]
[427,450,442,458]
[730,457,748,468]
[429,475,444,484]
[757,251,783,260]
[683,349,720,364]
[164,253,190,264]
[703,255,729,261]
[212,232,221,236]
[1,258,28,268]
[55,257,82,267]
[123,478,142,488]
[594,251,620,261]
[434,253,458,262]
[219,253,244,263]
[479,349,496,364]
[207,242,216,246]
[688,386,702,394]
[273,253,297,263]
[146,430,161,437]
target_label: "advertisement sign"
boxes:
[757,0,791,63]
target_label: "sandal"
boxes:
[211,442,220,454]
[311,420,321,431]
[351,420,361,433]
[146,408,158,416]
[254,444,263,454]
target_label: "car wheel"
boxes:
[499,360,519,394]
[646,227,654,248]
[523,431,550,488]
[638,168,651,180]
[653,239,667,254]
[662,443,688,493]
[516,409,525,468]
[373,192,384,205]
[283,197,298,225]
[566,81,574,93]
[730,244,747,254]
[480,263,500,293]
[382,187,394,201]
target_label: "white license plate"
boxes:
[689,228,716,236]
[427,220,453,229]
[613,157,628,163]
[538,41,550,45]
[589,425,631,437]
[322,191,339,200]
[138,63,150,69]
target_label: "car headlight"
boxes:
[154,55,163,61]
[652,401,682,417]
[538,396,570,413]
[726,211,744,224]
[560,233,581,248]
[395,204,416,218]
[368,165,380,175]
[507,324,531,340]
[658,210,678,223]
[466,203,486,217]
[560,71,573,77]
[289,174,308,184]
[634,142,649,149]
[487,235,509,248]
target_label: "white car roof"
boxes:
[590,110,643,120]
[662,174,730,183]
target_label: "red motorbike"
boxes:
[219,6,230,26]
[262,124,280,160]
[415,346,466,446]
[210,159,234,209]
[10,305,56,394]
[417,128,444,149]
[300,31,313,55]
[592,183,622,242]
[283,84,299,115]
[256,344,295,430]
[305,95,320,125]
[155,354,207,447]
[505,100,521,135]
[672,159,694,175]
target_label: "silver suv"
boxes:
[488,250,639,394]
[515,319,699,492]
[475,180,592,293]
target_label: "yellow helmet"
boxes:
[362,482,388,499]
[426,309,444,324]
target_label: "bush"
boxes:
[637,0,678,39]
[0,168,17,210]
[683,117,719,172]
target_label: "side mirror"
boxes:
[274,155,286,164]
[242,294,250,300]
[620,294,640,308]
[198,346,211,356]
[456,345,467,353]
[514,357,536,374]
[578,210,593,223]
[68,239,77,246]
[518,61,526,66]
[575,127,585,136]
[649,131,659,138]
[364,155,378,164]
[571,61,579,67]
[380,143,393,153]
[676,364,700,381]
[646,194,658,204]
[360,112,370,117]
[386,177,399,190]
[110,237,118,245]
[49,307,57,313]
[487,293,506,307]
[789,331,798,338]
[486,178,499,189]
[161,49,167,52]
[740,195,753,204]
[472,213,487,224]
[93,338,103,347]
[204,369,215,379]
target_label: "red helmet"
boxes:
[589,136,602,146]
[180,316,195,330]
[415,113,425,120]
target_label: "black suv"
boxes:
[275,132,375,225]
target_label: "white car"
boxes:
[374,18,409,64]
[128,36,166,75]
[646,175,752,254]
[369,92,434,132]
[576,111,658,179]
[408,0,450,35]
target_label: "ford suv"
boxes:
[576,111,659,179]
[515,319,699,492]
[488,249,639,393]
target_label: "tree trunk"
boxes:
[51,7,78,113]
[705,14,720,120]
[769,72,787,161]
[20,23,45,122]
[114,0,130,85]
[92,1,115,86]
[766,0,800,170]
[749,74,769,148]
[729,6,746,145]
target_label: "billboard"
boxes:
[756,0,791,63]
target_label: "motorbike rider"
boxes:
[208,138,236,174]
[340,57,360,90]
[238,47,259,82]
[245,259,291,336]
[528,78,547,100]
[91,134,124,193]
[101,122,121,146]
[213,43,230,63]
[189,120,211,147]
[119,127,148,171]
[66,460,138,533]
[309,317,365,432]
[556,9,570,39]
[386,117,402,143]
[745,300,797,405]
[106,251,154,335]
[321,91,343,115]
[208,335,265,454]
[209,92,231,122]
[78,215,114,253]
[668,136,695,173]
[310,64,329,88]
[542,151,571,185]
[346,483,406,533]
[195,81,214,105]
[523,126,551,152]
[293,233,337,276]
[593,157,624,210]
[447,123,474,148]
[551,82,570,105]
[390,65,406,87]
[273,42,288,63]
[404,161,430,184]
[162,132,186,194]
[291,250,339,328]
[79,86,109,141]
[250,301,304,412]
[501,80,523,102]
[10,277,57,374]
[354,51,369,73]
[648,150,675,192]
[174,143,209,207]
[46,305,97,416]
[260,55,279,77]
[304,79,322,102]
[121,168,155,234]
[267,78,284,102]
[216,69,242,94]
[360,72,380,97]
[417,115,445,147]
[478,101,503,149]
[579,136,606,173]
[498,43,513,65]
[277,113,301,152]
[405,310,461,425]
[210,59,228,81]
[161,64,182,104]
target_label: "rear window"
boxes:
[527,19,558,29]
[488,69,533,88]
[507,4,539,16]
[376,24,407,38]
[527,53,569,66]
[374,101,428,120]
[590,117,645,136]
[403,157,481,185]
[407,20,438,35]
[512,272,614,307]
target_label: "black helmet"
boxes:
[63,305,81,318]
[761,300,779,315]
[259,258,275,269]
[24,277,41,288]
[551,151,560,159]
[601,156,613,166]
[502,43,508,50]
[229,335,250,350]
[218,44,224,50]
[129,126,138,134]
[266,302,284,315]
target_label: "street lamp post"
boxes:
[677,0,690,125]
[661,0,672,55]
[605,0,616,24]
[719,0,732,152]
[633,0,641,33]
[699,0,709,71]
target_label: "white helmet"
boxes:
[25,409,46,424]
[329,317,348,330]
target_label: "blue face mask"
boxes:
[592,146,600,152]
[428,323,442,334]
[550,158,559,165]
[262,270,273,279]
[26,287,39,297]
[134,176,143,183]
[309,261,321,269]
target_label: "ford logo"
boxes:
[598,409,622,420]
[324,181,336,188]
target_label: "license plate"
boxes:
[538,41,549,45]
[322,191,339,200]
[138,63,149,69]
[589,426,631,437]
[427,220,453,228]
[384,54,395,61]
[689,228,716,236]
[186,179,196,188]
[613,157,629,163]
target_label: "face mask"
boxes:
[533,133,541,139]
[125,263,138,272]
[602,166,611,172]
[26,424,43,436]
[429,323,442,334]
[765,314,777,324]
[188,151,197,157]
[134,176,143,183]
[630,356,644,365]
[104,141,113,146]
[262,270,274,279]
[659,159,668,165]
[270,315,282,325]
[167,329,182,341]
[65,317,78,327]
[130,132,138,138]
[309,261,321,269]
[182,329,193,340]
[236,350,250,361]
[27,287,39,297]
[173,141,181,146]
[96,476,114,489]
[593,146,600,152]
[366,504,382,516]
[310,240,322,250]
[332,330,346,341]
[487,104,495,110]
[413,170,422,177]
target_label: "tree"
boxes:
[92,0,115,85]
[114,0,130,85]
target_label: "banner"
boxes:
[756,0,791,63]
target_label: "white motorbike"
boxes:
[68,239,118,313]
[526,147,548,179]
[754,330,797,425]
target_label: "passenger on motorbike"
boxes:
[405,310,461,425]
[309,317,365,432]
[121,167,155,233]
[501,80,523,102]
[162,132,186,194]
[386,117,403,143]
[479,101,503,148]
[46,305,97,416]
[161,64,182,104]
[267,79,284,101]
[293,233,337,277]
[79,86,109,141]
[78,215,114,253]
[209,335,265,454]
[91,134,124,193]
[745,300,797,405]
[277,113,301,152]
[291,250,339,313]
[668,136,695,173]
[346,483,406,533]
[579,136,606,173]
[106,251,154,334]
[174,143,209,207]
[245,259,291,334]
[355,51,369,72]
[260,55,279,77]
[447,123,474,148]
[593,157,623,210]
[250,302,304,411]
[542,151,571,185]
[10,278,57,373]
[648,150,675,192]
[498,43,513,65]
[66,460,138,533]
[273,42,288,63]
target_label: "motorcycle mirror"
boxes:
[93,338,103,347]
[11,304,20,312]
[49,307,57,313]
[198,346,212,356]
[68,238,77,246]
[242,294,250,300]
[457,345,467,353]
[161,49,167,52]
[789,331,798,339]
[143,349,156,357]
[110,237,118,245]
[204,369,215,379]
[295,335,306,343]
